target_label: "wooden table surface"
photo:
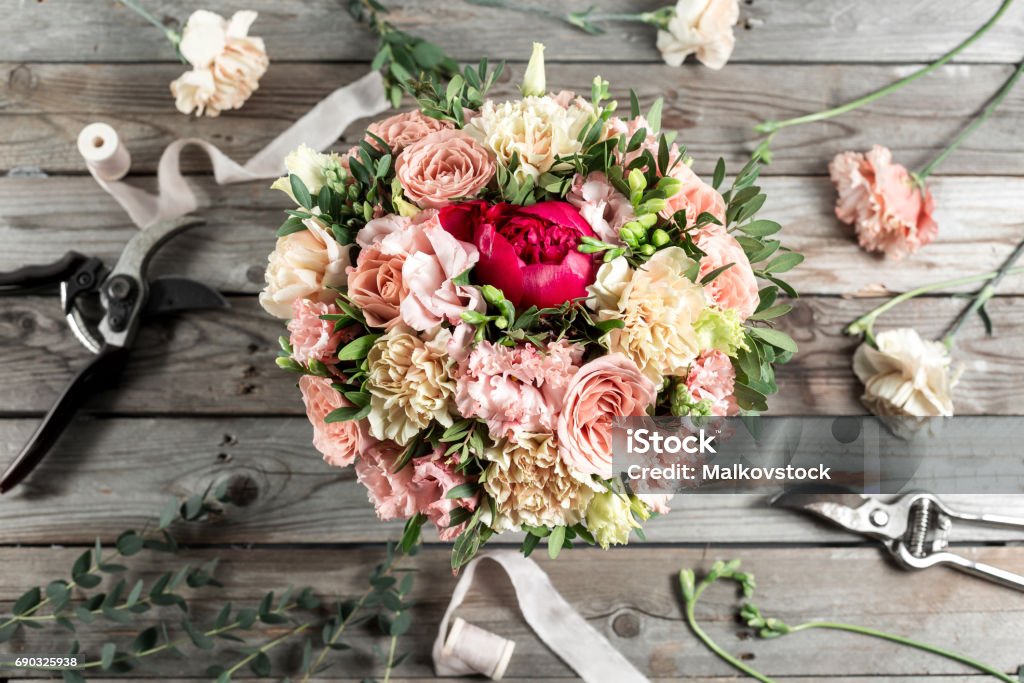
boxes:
[2,1,1024,680]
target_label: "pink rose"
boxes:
[411,448,478,541]
[566,172,635,244]
[347,245,408,330]
[399,212,485,331]
[367,110,452,153]
[696,231,759,320]
[356,214,411,250]
[663,161,727,230]
[829,145,937,259]
[439,200,597,310]
[396,129,495,209]
[287,298,344,364]
[355,440,419,520]
[299,375,368,468]
[455,339,583,439]
[557,354,658,478]
[685,350,738,416]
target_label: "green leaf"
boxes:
[629,89,641,119]
[132,626,159,653]
[446,483,478,500]
[738,219,782,237]
[251,651,272,677]
[748,304,792,321]
[325,403,372,423]
[158,498,179,530]
[13,586,41,616]
[712,158,726,190]
[734,383,768,412]
[290,174,313,210]
[700,262,734,285]
[748,327,798,353]
[182,618,215,650]
[100,641,116,669]
[412,40,446,68]
[116,531,145,556]
[764,252,804,274]
[337,334,381,362]
[390,610,412,636]
[547,526,566,560]
[277,215,307,237]
[646,97,663,133]
[520,533,541,558]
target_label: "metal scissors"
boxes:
[772,490,1024,591]
[0,216,227,493]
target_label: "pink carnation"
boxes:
[366,110,453,153]
[411,448,478,541]
[299,375,368,468]
[566,172,635,244]
[685,350,738,416]
[455,339,583,439]
[288,299,344,365]
[355,440,419,520]
[696,231,760,320]
[829,145,937,259]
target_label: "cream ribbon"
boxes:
[433,550,649,682]
[79,70,389,228]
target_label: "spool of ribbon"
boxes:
[78,122,132,181]
[433,551,649,683]
[440,616,515,680]
[79,70,389,229]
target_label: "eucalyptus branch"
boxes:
[116,0,182,48]
[221,622,313,679]
[463,0,675,33]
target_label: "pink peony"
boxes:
[347,245,408,330]
[288,298,344,365]
[663,160,727,230]
[367,110,453,153]
[566,172,635,244]
[299,375,368,468]
[685,350,738,416]
[558,354,658,478]
[696,230,760,320]
[439,200,597,310]
[455,339,583,439]
[355,440,419,520]
[829,145,937,259]
[411,448,478,541]
[396,129,496,209]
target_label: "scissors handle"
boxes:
[0,251,87,292]
[944,553,1024,592]
[0,345,129,494]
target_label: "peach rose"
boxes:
[347,245,408,329]
[299,375,368,468]
[696,231,759,320]
[557,354,658,478]
[259,216,352,319]
[367,110,453,153]
[663,161,727,230]
[566,172,635,244]
[396,129,495,209]
[656,0,739,70]
[287,298,344,364]
[830,146,938,259]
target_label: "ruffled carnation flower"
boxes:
[346,244,408,330]
[484,433,599,532]
[455,340,583,439]
[259,215,352,319]
[557,354,658,478]
[367,110,453,153]
[299,375,368,468]
[829,146,938,259]
[589,247,707,384]
[170,10,269,117]
[287,298,344,364]
[355,440,419,520]
[676,349,738,416]
[585,491,641,549]
[566,172,635,244]
[411,448,478,541]
[395,129,496,209]
[366,325,456,445]
[852,328,960,417]
[663,159,727,229]
[466,95,595,181]
[696,230,759,320]
[656,0,740,70]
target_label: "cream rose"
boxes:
[259,215,352,319]
[396,129,495,209]
[852,328,960,418]
[170,10,269,117]
[656,0,740,70]
[366,325,456,445]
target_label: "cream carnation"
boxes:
[589,247,707,384]
[366,325,456,445]
[259,215,352,319]
[466,95,595,182]
[852,328,960,417]
[656,0,740,70]
[483,433,599,532]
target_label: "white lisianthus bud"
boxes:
[270,145,342,201]
[520,42,546,97]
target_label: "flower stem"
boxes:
[789,622,1018,682]
[942,237,1024,347]
[918,59,1024,180]
[223,622,312,677]
[117,0,181,46]
[755,0,1017,134]
[300,585,376,683]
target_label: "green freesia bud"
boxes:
[520,42,546,97]
[628,169,647,195]
[650,229,671,247]
[638,244,656,256]
[636,213,658,229]
[275,357,304,372]
[638,198,667,214]
[656,176,682,196]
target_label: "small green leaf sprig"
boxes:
[680,559,1018,683]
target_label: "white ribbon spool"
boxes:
[77,122,132,181]
[440,617,515,680]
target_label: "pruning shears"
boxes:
[0,216,227,493]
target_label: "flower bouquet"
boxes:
[259,46,801,568]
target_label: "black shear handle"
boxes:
[0,345,129,494]
[0,251,87,292]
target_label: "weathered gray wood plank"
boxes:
[3,62,1023,176]
[2,175,1023,297]
[4,0,1023,64]
[0,417,1022,545]
[1,546,1022,678]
